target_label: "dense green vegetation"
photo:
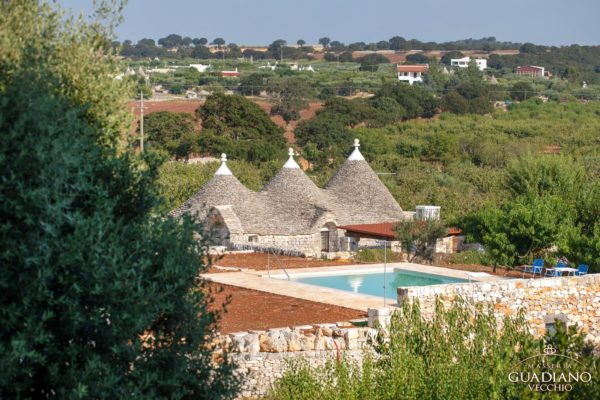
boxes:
[0,2,238,398]
[157,97,600,271]
[269,299,600,399]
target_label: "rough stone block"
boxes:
[260,330,287,353]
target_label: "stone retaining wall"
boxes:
[230,233,321,257]
[219,323,376,398]
[396,273,600,344]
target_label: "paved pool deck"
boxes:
[202,262,507,312]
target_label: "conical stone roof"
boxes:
[173,142,405,238]
[325,139,403,225]
[261,148,336,233]
[171,154,252,219]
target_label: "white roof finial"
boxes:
[215,153,233,175]
[348,138,365,161]
[283,147,300,169]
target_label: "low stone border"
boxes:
[220,322,377,354]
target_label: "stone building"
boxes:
[172,139,409,256]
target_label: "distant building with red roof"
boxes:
[396,64,428,85]
[221,68,239,77]
[515,66,546,78]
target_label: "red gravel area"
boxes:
[209,252,353,272]
[208,282,366,334]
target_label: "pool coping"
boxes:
[202,263,508,312]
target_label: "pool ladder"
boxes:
[267,250,291,280]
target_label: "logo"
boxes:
[508,344,593,392]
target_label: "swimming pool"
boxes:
[291,269,468,299]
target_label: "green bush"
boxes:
[449,250,487,265]
[269,298,599,400]
[354,248,403,263]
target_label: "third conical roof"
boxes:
[325,139,403,224]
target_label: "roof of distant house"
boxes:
[338,222,398,239]
[516,65,545,71]
[396,65,429,73]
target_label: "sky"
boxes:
[57,0,600,46]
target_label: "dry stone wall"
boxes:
[396,273,600,344]
[230,233,321,257]
[219,323,377,398]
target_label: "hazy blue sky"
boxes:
[58,0,600,46]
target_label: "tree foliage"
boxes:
[0,2,239,398]
[358,53,390,72]
[393,219,447,262]
[196,93,286,162]
[376,82,438,119]
[465,156,600,272]
[510,81,535,101]
[268,77,311,124]
[142,111,199,159]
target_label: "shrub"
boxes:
[354,248,403,263]
[270,298,599,399]
[449,250,487,265]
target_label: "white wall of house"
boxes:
[397,71,424,85]
[450,57,487,71]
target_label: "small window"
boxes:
[248,235,258,243]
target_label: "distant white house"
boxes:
[396,64,428,84]
[189,64,211,73]
[258,62,277,71]
[146,67,176,74]
[299,65,315,72]
[450,57,487,71]
[185,90,198,99]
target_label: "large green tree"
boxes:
[142,111,199,160]
[465,156,599,271]
[268,77,311,124]
[358,53,390,72]
[196,93,286,162]
[0,1,239,398]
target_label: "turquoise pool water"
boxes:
[292,269,468,299]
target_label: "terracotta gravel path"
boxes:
[208,282,365,334]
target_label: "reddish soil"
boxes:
[128,99,203,117]
[208,282,366,334]
[127,99,322,144]
[381,53,408,64]
[246,99,322,143]
[209,252,353,272]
